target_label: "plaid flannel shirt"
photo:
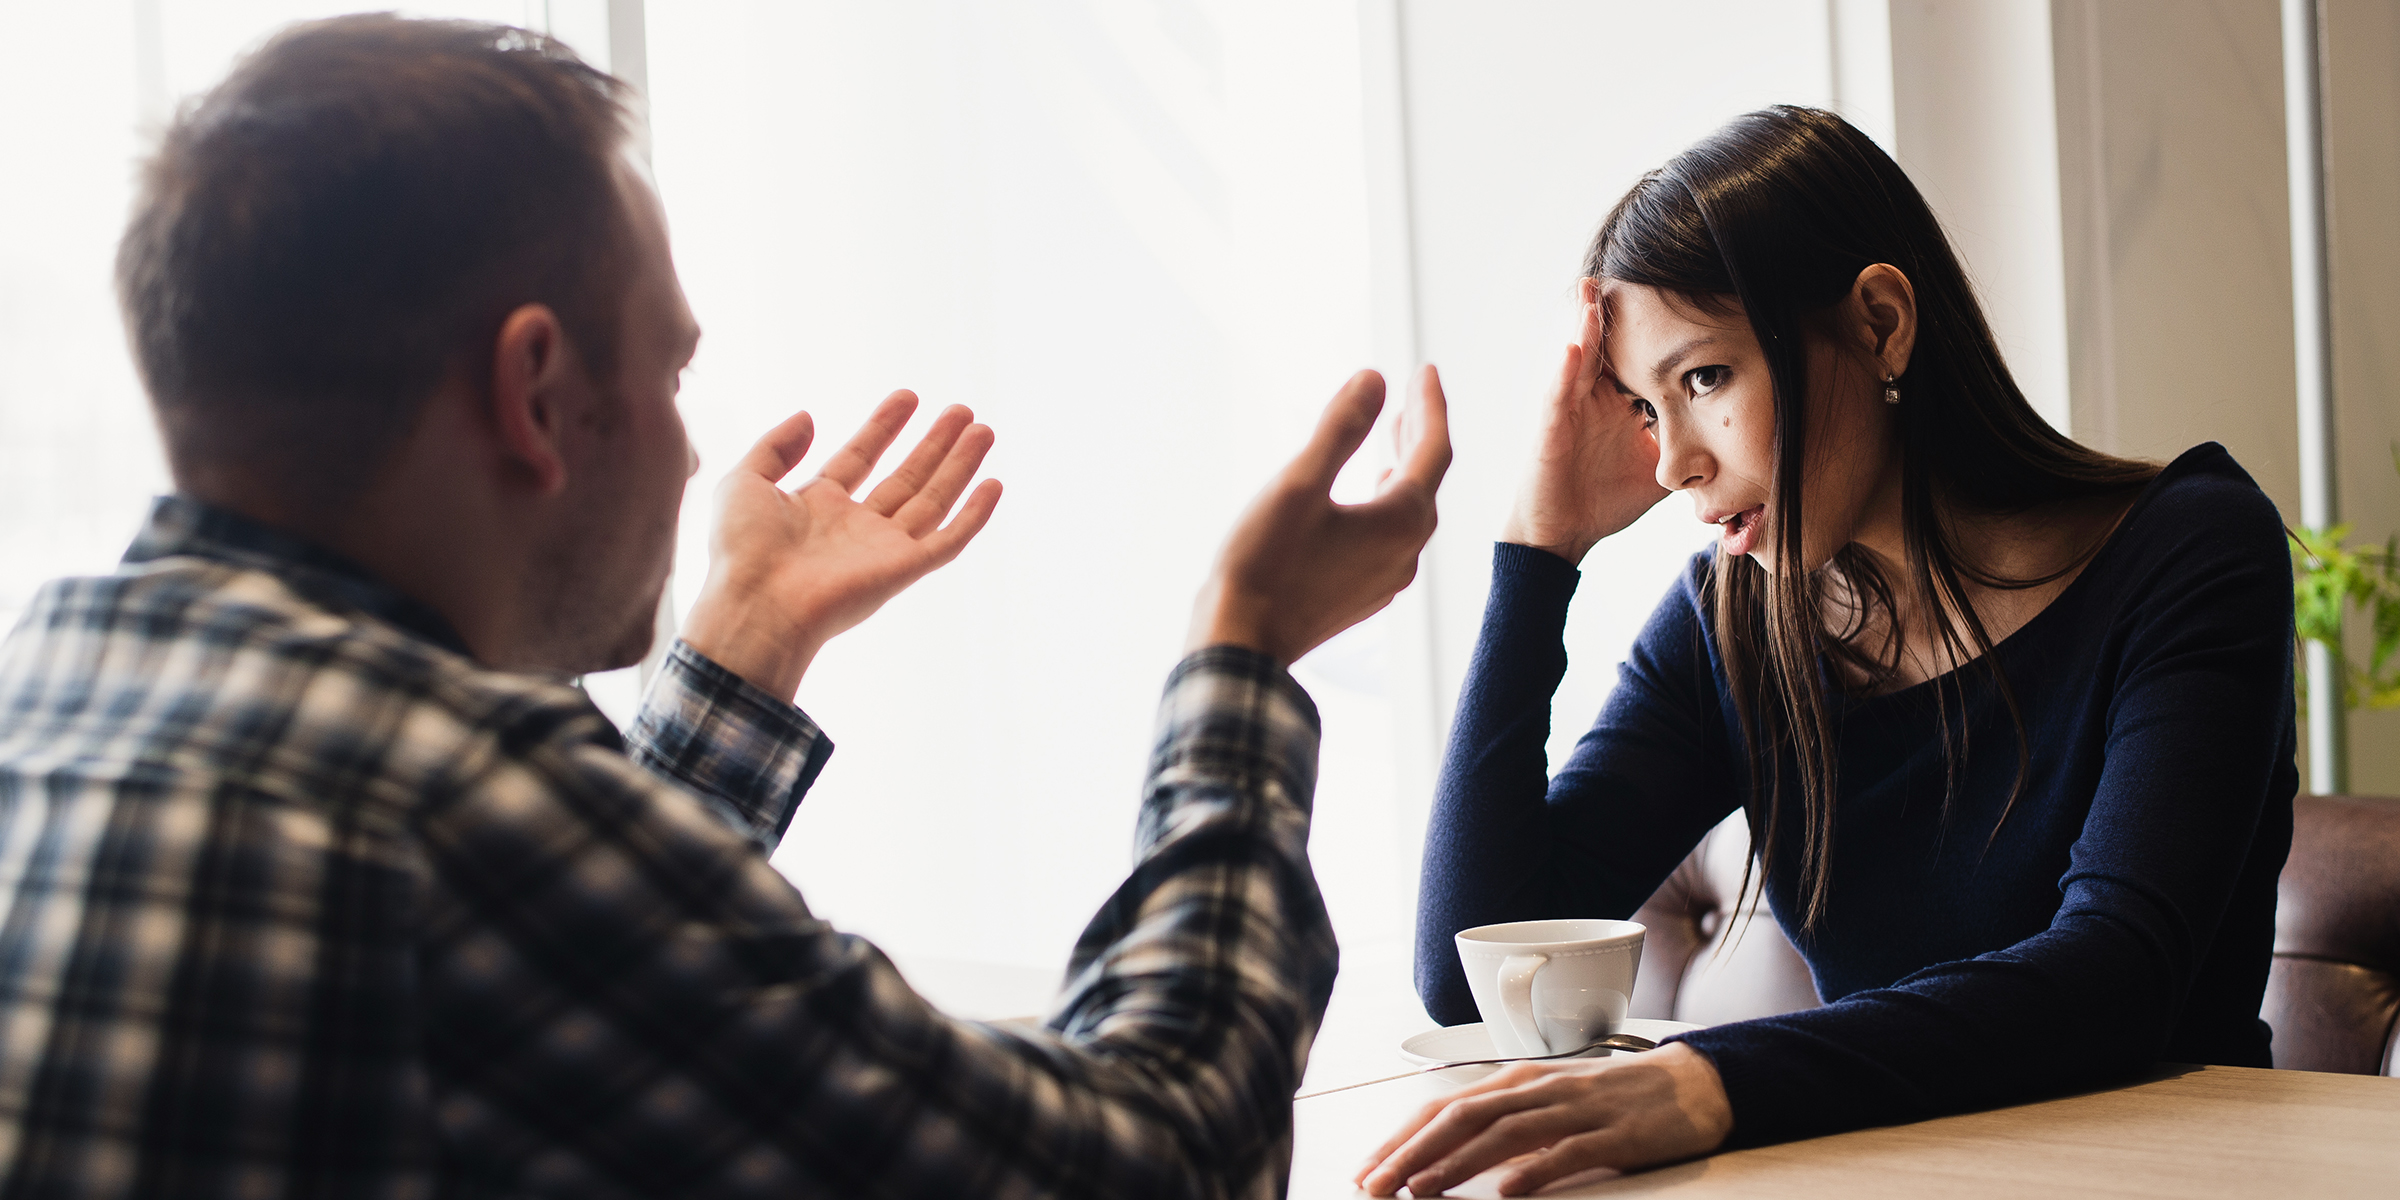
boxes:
[0,496,1335,1199]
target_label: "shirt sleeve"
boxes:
[623,638,833,852]
[1415,543,1742,1025]
[418,645,1333,1200]
[1673,484,2298,1146]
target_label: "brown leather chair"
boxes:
[1627,811,1819,1025]
[2262,793,2400,1076]
[1630,794,2400,1078]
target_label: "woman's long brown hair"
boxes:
[1584,107,2158,935]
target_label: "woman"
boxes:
[1359,106,2296,1197]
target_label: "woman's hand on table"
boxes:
[1354,1041,1734,1197]
[1498,280,1669,566]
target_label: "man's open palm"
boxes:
[1192,367,1452,666]
[683,392,1000,700]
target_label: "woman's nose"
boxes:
[1653,418,1708,492]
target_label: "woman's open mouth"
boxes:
[1717,505,1765,556]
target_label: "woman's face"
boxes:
[1598,281,1903,575]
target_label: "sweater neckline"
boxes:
[1840,442,2229,707]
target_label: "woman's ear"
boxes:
[1850,264,1917,378]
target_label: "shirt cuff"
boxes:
[626,639,832,852]
[1148,645,1323,822]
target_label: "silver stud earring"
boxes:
[1882,373,1901,405]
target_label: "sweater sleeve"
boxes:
[1414,543,1743,1024]
[1673,477,2298,1146]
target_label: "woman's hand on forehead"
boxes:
[1497,284,1671,565]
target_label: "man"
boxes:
[0,15,1449,1198]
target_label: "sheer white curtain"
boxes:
[642,1,1400,1010]
[0,0,1402,1017]
[0,4,160,637]
[0,0,1856,1025]
[0,0,594,633]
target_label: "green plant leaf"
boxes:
[2287,448,2400,718]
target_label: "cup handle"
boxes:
[1497,953,1549,1056]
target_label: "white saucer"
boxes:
[1398,1019,1701,1081]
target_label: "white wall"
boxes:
[1375,0,2400,857]
[1889,0,2073,433]
[1382,0,1838,787]
[2052,0,2302,512]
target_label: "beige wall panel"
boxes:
[2324,0,2400,792]
[2055,0,2400,793]
[1389,0,1836,760]
[2052,0,2300,514]
[1890,0,2074,433]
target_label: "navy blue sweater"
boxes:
[1415,443,2297,1147]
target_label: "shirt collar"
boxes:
[124,494,474,656]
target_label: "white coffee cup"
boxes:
[1454,919,1645,1057]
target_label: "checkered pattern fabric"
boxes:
[0,496,1334,1198]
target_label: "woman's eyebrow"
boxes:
[1646,335,1719,386]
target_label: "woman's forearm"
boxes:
[1415,548,1740,1025]
[1414,543,1585,1022]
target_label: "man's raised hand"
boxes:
[1190,367,1452,666]
[681,391,1000,700]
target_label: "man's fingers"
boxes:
[894,423,995,536]
[1352,363,1452,530]
[816,390,920,493]
[1290,369,1387,490]
[735,410,817,484]
[863,404,972,517]
[923,478,1002,565]
[1397,363,1454,491]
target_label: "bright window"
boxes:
[0,1,1847,1022]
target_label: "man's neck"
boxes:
[180,460,532,673]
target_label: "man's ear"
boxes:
[1850,264,1917,378]
[489,303,575,495]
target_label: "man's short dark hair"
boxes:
[118,14,632,507]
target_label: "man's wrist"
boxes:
[1185,581,1282,664]
[678,582,822,703]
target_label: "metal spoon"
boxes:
[1293,1032,1661,1100]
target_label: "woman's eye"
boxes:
[1628,397,1658,428]
[1685,365,1729,397]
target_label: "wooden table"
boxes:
[905,954,2400,1196]
[1293,1037,2400,1198]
